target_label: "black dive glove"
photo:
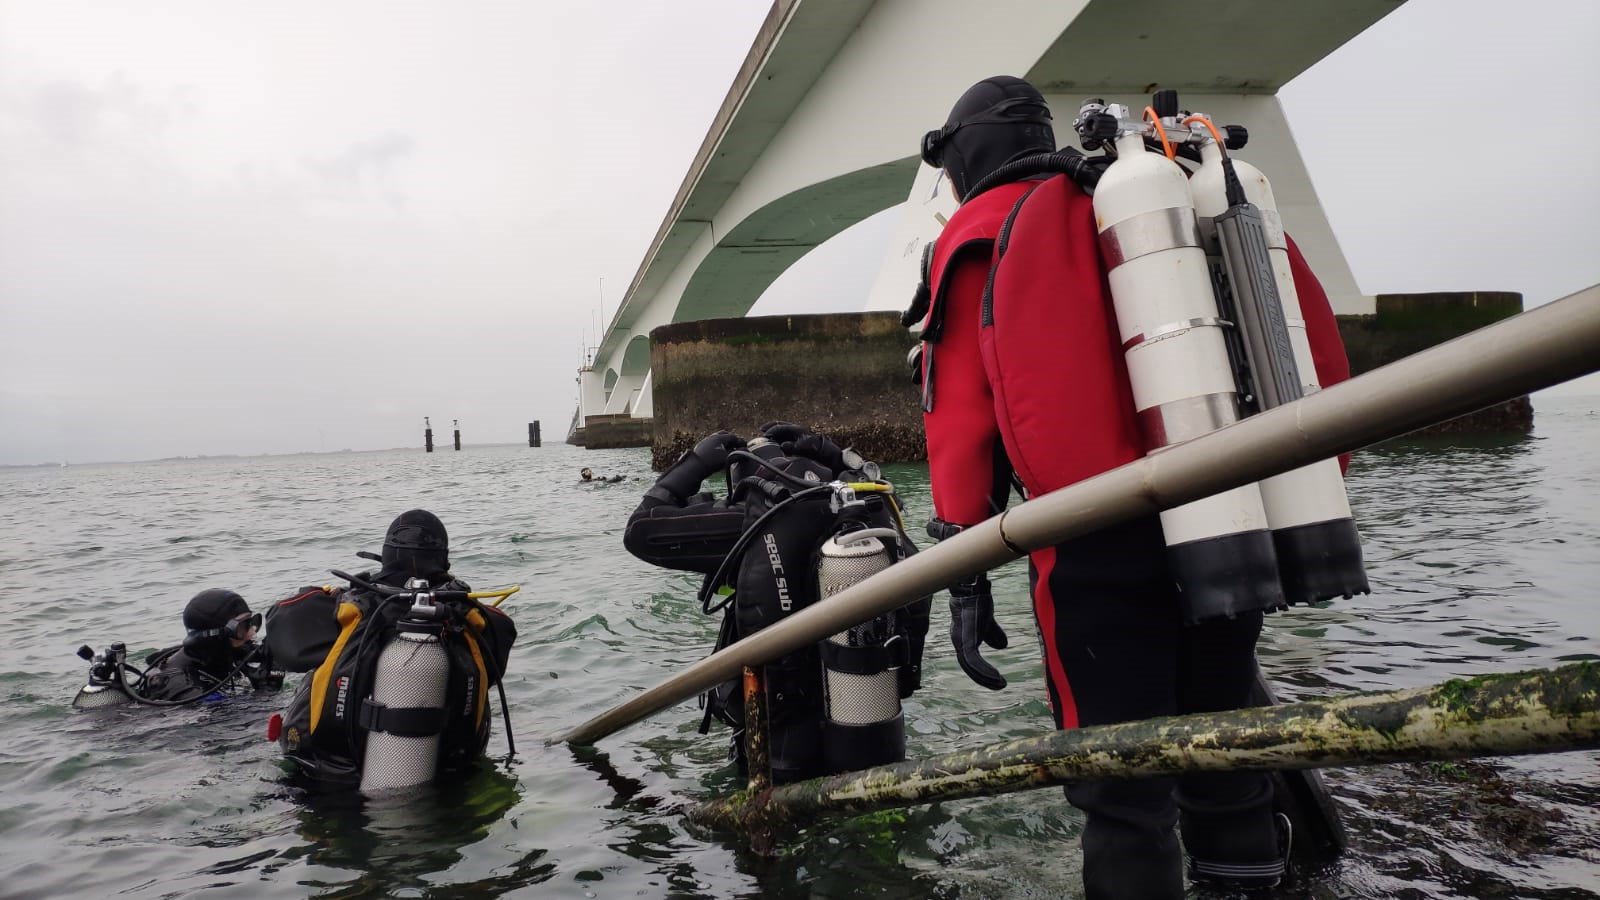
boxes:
[653,430,746,500]
[759,421,811,444]
[950,572,1009,690]
[241,643,286,691]
[784,433,847,474]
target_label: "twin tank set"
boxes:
[1082,89,1369,620]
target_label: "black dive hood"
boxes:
[377,509,451,586]
[922,76,1055,200]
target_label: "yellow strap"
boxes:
[464,609,490,727]
[308,601,364,733]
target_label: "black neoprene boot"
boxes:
[1181,777,1287,894]
[1071,779,1184,900]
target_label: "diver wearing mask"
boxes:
[140,588,281,701]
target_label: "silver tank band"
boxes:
[1123,316,1231,352]
[1138,391,1240,448]
[1099,206,1202,269]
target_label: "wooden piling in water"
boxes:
[530,421,541,447]
[424,416,434,453]
[686,663,1600,837]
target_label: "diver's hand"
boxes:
[784,433,847,474]
[759,421,811,444]
[242,644,287,691]
[689,430,745,471]
[949,573,1008,690]
[653,431,746,499]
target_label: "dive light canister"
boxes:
[1190,139,1369,604]
[1094,129,1284,622]
[359,626,450,792]
[816,528,906,773]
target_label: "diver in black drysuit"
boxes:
[623,425,850,575]
[140,588,281,702]
[624,423,931,783]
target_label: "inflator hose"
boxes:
[963,149,1107,202]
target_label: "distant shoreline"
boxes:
[0,441,590,470]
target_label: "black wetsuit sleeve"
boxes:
[623,494,747,575]
[264,586,344,673]
[139,650,210,702]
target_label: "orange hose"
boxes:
[1144,106,1175,160]
[1182,114,1227,150]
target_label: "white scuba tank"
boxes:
[360,626,450,793]
[816,524,906,773]
[1189,135,1369,604]
[1092,123,1284,620]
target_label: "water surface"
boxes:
[2,396,1597,899]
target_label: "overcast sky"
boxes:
[2,0,1596,466]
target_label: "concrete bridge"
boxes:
[575,0,1407,432]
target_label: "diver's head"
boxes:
[183,588,260,651]
[921,76,1054,201]
[580,468,593,482]
[379,509,451,584]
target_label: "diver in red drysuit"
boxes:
[909,76,1353,899]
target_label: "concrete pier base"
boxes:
[1337,292,1532,434]
[583,414,655,450]
[649,312,921,470]
[635,292,1532,468]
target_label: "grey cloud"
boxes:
[302,131,417,210]
[11,72,195,149]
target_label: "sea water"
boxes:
[1,396,1596,899]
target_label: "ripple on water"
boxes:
[3,416,1599,898]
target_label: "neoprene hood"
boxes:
[380,509,451,582]
[922,76,1055,201]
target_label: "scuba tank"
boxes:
[360,578,451,793]
[1185,111,1370,605]
[697,451,927,783]
[71,643,138,709]
[1084,95,1284,623]
[816,494,907,774]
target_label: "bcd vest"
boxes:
[277,585,501,786]
[702,461,930,784]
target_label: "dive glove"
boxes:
[949,572,1009,690]
[653,430,746,499]
[784,433,847,474]
[759,421,811,444]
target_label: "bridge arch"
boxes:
[675,159,915,323]
[621,334,652,376]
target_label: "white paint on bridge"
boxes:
[577,0,1407,426]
